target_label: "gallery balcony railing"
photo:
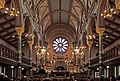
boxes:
[22,56,30,65]
[102,45,120,61]
[0,44,18,61]
[0,44,31,66]
[90,56,99,65]
[90,45,120,66]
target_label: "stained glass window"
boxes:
[53,37,68,53]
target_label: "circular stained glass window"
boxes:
[53,37,68,53]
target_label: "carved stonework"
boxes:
[0,0,5,8]
[115,0,120,10]
[15,27,24,37]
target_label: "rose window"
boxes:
[52,37,68,53]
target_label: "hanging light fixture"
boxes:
[101,0,116,18]
[4,0,19,16]
[115,0,120,10]
[0,0,5,8]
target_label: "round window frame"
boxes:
[52,37,69,54]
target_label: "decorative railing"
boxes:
[0,44,18,61]
[90,56,99,65]
[0,44,31,66]
[22,56,30,65]
[90,45,120,65]
[102,45,120,61]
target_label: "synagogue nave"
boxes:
[0,0,120,81]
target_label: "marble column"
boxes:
[87,37,93,77]
[28,36,34,78]
[96,27,105,79]
[15,27,24,80]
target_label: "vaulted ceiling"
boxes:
[0,0,120,49]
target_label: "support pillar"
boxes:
[28,36,34,79]
[96,27,105,80]
[15,27,24,80]
[87,39,93,77]
[35,45,39,72]
[87,17,93,77]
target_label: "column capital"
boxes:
[96,27,105,37]
[87,40,93,48]
[87,34,93,48]
[0,0,5,8]
[28,41,33,49]
[115,0,120,10]
[15,27,24,37]
[28,35,34,49]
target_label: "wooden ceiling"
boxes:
[0,0,119,48]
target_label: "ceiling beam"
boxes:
[67,0,73,23]
[0,36,16,47]
[7,35,17,41]
[104,31,119,38]
[0,26,15,33]
[0,18,15,26]
[93,36,109,45]
[59,0,61,22]
[105,18,120,27]
[106,25,120,34]
[2,31,16,38]
[0,12,15,26]
[103,36,115,41]
[12,38,27,45]
[47,0,53,23]
[41,6,48,19]
[93,32,112,45]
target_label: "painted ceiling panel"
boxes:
[38,6,47,15]
[61,0,70,10]
[52,13,60,23]
[61,13,69,23]
[41,7,49,19]
[50,0,71,24]
[50,0,59,11]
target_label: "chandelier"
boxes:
[101,0,116,18]
[4,0,19,16]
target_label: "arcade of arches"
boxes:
[0,0,120,81]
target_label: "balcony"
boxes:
[0,44,18,65]
[0,44,31,66]
[90,45,120,67]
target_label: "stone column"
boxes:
[72,41,77,65]
[87,17,94,77]
[87,36,93,77]
[96,27,105,79]
[35,45,39,72]
[15,27,24,80]
[28,35,34,78]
